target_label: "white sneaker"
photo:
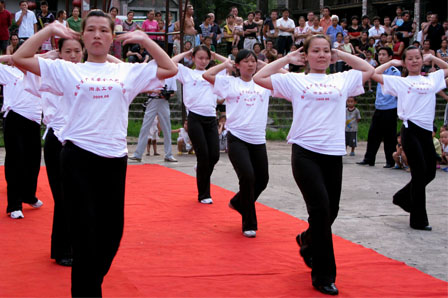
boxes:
[200,198,213,204]
[29,199,43,208]
[243,230,256,238]
[164,156,178,162]
[10,210,24,219]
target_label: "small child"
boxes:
[364,50,377,92]
[228,46,239,61]
[433,125,442,168]
[345,97,361,156]
[233,17,244,47]
[440,130,448,172]
[172,120,193,154]
[146,116,160,156]
[218,115,228,152]
[393,134,408,170]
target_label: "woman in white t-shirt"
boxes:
[254,34,374,295]
[0,55,42,220]
[203,49,274,238]
[172,46,226,204]
[12,10,177,297]
[371,47,448,231]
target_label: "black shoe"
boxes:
[56,258,73,267]
[296,233,312,269]
[356,160,374,166]
[410,225,432,231]
[313,283,339,295]
[383,163,394,168]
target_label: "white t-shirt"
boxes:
[382,70,446,131]
[24,72,67,136]
[276,18,295,37]
[368,26,385,45]
[271,70,364,155]
[15,10,37,38]
[38,58,164,158]
[0,64,42,124]
[176,63,219,117]
[213,75,271,144]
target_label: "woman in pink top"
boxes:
[142,9,158,40]
[109,6,122,59]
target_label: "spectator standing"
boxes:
[263,10,278,47]
[360,15,371,32]
[36,1,54,31]
[309,16,323,35]
[391,6,403,27]
[347,16,362,49]
[424,14,445,52]
[174,5,197,47]
[15,1,37,40]
[345,97,361,156]
[276,8,295,55]
[368,16,384,46]
[208,13,221,51]
[199,15,212,44]
[109,7,122,58]
[305,11,314,29]
[53,10,66,49]
[395,10,414,47]
[436,39,448,63]
[319,6,331,34]
[223,14,235,55]
[142,10,158,40]
[66,6,82,32]
[326,15,345,45]
[0,0,12,54]
[253,10,263,44]
[166,12,175,57]
[243,12,258,50]
[383,16,393,35]
[294,16,309,48]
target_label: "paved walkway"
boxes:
[1,141,447,281]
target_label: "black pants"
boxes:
[277,36,293,56]
[3,111,41,213]
[291,144,342,285]
[227,133,269,231]
[187,111,220,201]
[363,108,397,166]
[44,128,71,260]
[393,121,436,228]
[61,142,127,297]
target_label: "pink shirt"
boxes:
[142,19,158,40]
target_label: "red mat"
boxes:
[0,165,446,297]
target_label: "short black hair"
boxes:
[378,46,393,57]
[372,16,380,22]
[40,1,48,6]
[362,15,369,20]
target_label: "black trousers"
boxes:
[44,128,72,260]
[393,121,436,228]
[291,144,342,285]
[3,111,41,213]
[363,108,397,166]
[61,142,127,297]
[277,36,293,56]
[187,111,220,201]
[227,133,269,231]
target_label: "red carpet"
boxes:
[0,164,446,297]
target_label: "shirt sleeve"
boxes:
[342,70,365,97]
[15,11,20,22]
[429,69,447,93]
[125,60,164,98]
[38,57,67,95]
[381,75,402,97]
[0,64,20,85]
[32,12,37,24]
[176,63,190,84]
[213,75,236,99]
[271,73,294,100]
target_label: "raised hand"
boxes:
[423,54,433,64]
[116,30,150,45]
[287,47,305,66]
[49,22,80,40]
[40,50,59,60]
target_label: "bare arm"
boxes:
[424,54,448,75]
[117,30,178,80]
[171,50,192,64]
[12,22,80,76]
[15,11,25,27]
[370,59,403,84]
[106,54,123,63]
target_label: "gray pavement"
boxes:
[1,141,446,282]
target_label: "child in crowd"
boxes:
[218,115,228,152]
[433,125,442,168]
[365,50,377,92]
[346,97,361,156]
[440,130,448,172]
[333,32,345,73]
[146,116,160,156]
[182,41,194,67]
[393,134,408,170]
[172,120,193,154]
[233,17,244,48]
[385,34,394,49]
[228,46,239,61]
[203,36,215,52]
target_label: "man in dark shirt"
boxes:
[243,12,258,50]
[395,10,414,47]
[423,14,445,51]
[36,1,54,31]
[361,15,371,32]
[0,0,12,54]
[208,13,221,51]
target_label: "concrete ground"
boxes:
[1,141,446,282]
